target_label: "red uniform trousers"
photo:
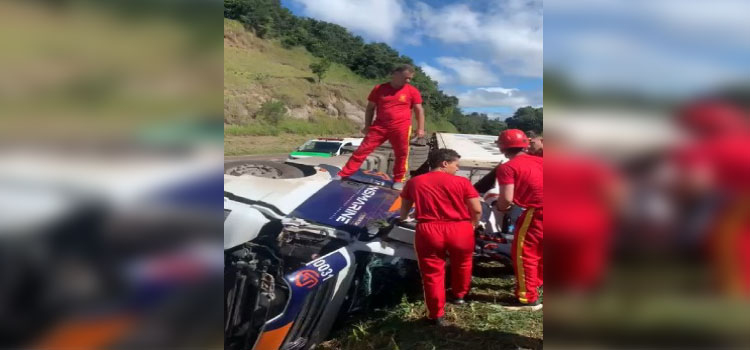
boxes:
[414,221,474,319]
[511,207,543,304]
[338,123,411,182]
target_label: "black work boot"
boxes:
[429,317,447,326]
[448,297,467,305]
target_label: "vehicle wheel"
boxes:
[361,153,386,173]
[360,156,376,171]
[408,144,429,171]
[371,153,390,174]
[377,141,393,150]
[224,160,304,179]
[372,145,392,157]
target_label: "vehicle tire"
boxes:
[408,144,429,171]
[409,143,429,154]
[377,141,393,150]
[386,154,395,176]
[361,155,378,172]
[224,160,304,179]
[369,140,430,174]
[361,153,385,173]
[371,153,390,174]
[372,145,392,158]
[360,156,375,171]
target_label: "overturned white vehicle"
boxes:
[224,134,512,350]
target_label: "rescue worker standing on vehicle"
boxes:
[335,64,425,190]
[399,149,482,325]
[495,129,544,310]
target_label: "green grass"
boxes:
[225,123,280,136]
[225,113,358,138]
[319,262,543,350]
[279,113,358,135]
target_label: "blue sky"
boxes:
[280,0,543,119]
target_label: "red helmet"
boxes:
[678,100,748,138]
[497,129,529,150]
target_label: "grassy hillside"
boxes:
[224,18,380,155]
[224,19,377,113]
[224,19,455,155]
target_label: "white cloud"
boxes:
[481,87,518,94]
[435,57,499,86]
[457,87,541,110]
[413,3,482,43]
[290,0,408,42]
[289,0,543,78]
[419,62,453,85]
[415,1,543,77]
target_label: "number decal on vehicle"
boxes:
[312,259,334,280]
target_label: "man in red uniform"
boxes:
[671,100,750,297]
[527,130,543,157]
[544,136,623,293]
[335,64,426,190]
[399,149,482,325]
[495,129,544,310]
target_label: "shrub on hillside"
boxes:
[252,73,270,81]
[309,58,331,83]
[257,100,286,125]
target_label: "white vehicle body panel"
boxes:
[223,198,270,249]
[223,169,331,215]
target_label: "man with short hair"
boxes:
[399,148,482,326]
[495,129,544,310]
[527,130,543,157]
[335,64,426,190]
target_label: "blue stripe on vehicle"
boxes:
[261,249,349,331]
